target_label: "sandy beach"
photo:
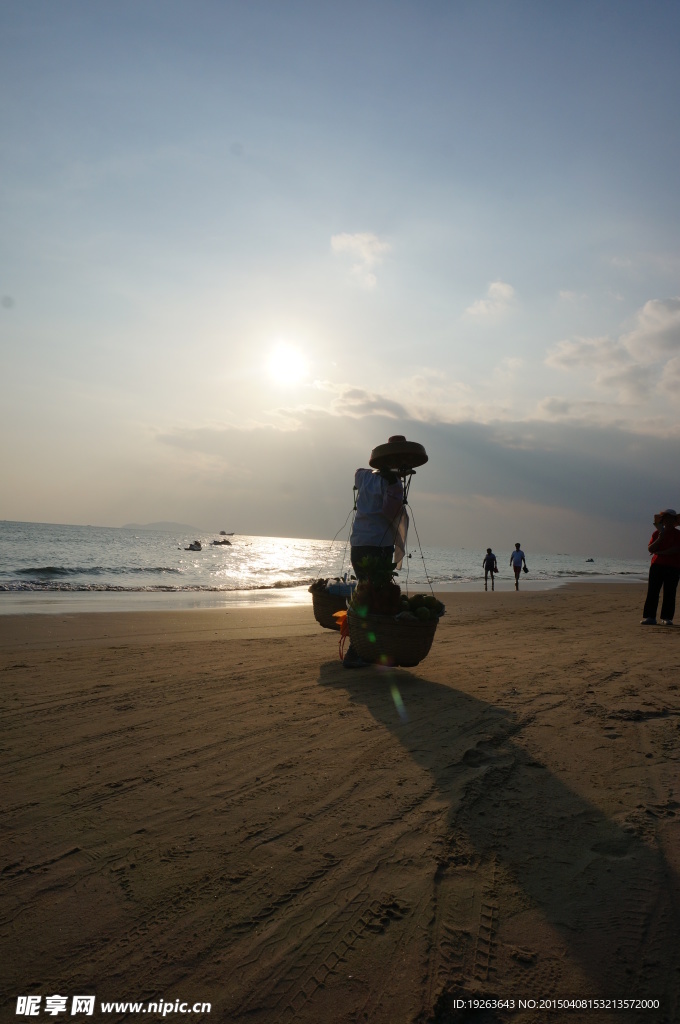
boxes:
[1,583,679,1023]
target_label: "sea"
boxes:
[0,520,649,614]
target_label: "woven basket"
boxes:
[310,588,348,631]
[347,608,438,667]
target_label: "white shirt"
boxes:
[350,468,408,567]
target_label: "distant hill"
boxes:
[122,521,205,534]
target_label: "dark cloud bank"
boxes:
[159,407,678,555]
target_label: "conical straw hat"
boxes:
[369,436,428,472]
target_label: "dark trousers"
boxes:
[350,545,394,580]
[643,563,680,621]
[344,546,394,664]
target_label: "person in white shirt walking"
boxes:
[509,543,527,590]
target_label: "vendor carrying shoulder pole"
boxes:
[343,435,412,669]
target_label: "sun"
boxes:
[266,342,309,386]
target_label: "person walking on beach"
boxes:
[510,543,526,590]
[343,453,408,669]
[483,548,498,590]
[640,508,680,626]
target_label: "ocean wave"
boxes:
[424,573,464,582]
[0,577,316,593]
[428,569,646,582]
[550,569,646,577]
[270,578,315,589]
[14,565,182,577]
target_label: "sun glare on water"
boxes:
[267,342,309,386]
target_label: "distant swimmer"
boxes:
[482,548,498,591]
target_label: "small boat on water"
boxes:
[185,541,202,551]
[212,538,232,545]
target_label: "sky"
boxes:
[1,0,679,557]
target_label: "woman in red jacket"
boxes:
[641,508,680,626]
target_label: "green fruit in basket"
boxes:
[409,593,425,609]
[423,595,439,610]
[415,606,431,621]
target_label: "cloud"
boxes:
[492,356,523,384]
[330,231,391,289]
[545,337,650,401]
[659,355,680,397]
[545,296,680,405]
[157,401,680,553]
[465,280,516,317]
[595,364,655,402]
[400,369,475,420]
[545,336,626,371]
[330,387,408,419]
[609,252,680,275]
[620,298,680,362]
[536,396,637,426]
[271,384,409,422]
[273,373,511,430]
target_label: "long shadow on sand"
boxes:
[319,661,679,1019]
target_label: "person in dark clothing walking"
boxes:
[482,548,498,590]
[641,509,680,626]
